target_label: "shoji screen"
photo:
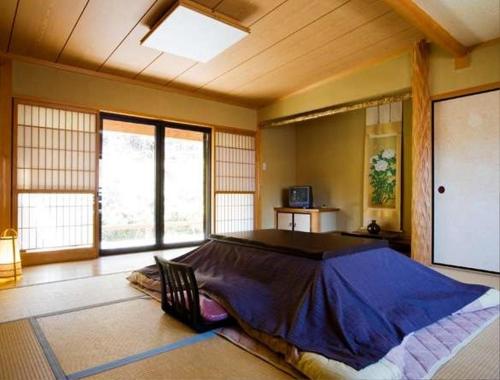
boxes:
[14,101,98,259]
[214,131,256,234]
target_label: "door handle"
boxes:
[438,186,445,194]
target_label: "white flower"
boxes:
[374,160,388,171]
[382,149,395,159]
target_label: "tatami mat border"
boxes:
[0,295,148,325]
[0,270,135,292]
[66,331,216,380]
[1,294,218,380]
[30,317,67,380]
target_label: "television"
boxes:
[288,186,313,208]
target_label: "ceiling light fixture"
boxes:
[141,0,249,63]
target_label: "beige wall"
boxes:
[259,41,500,123]
[258,41,499,232]
[295,109,366,231]
[429,42,500,96]
[260,125,296,228]
[12,61,257,130]
[260,101,412,232]
[258,53,412,122]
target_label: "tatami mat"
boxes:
[433,265,500,289]
[88,334,293,380]
[37,298,195,375]
[0,319,54,380]
[434,318,500,379]
[0,273,141,323]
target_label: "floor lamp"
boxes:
[0,229,22,283]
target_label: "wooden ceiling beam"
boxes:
[383,0,469,58]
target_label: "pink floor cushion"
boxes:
[199,294,229,322]
[166,290,229,322]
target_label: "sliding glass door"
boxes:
[99,114,210,254]
[164,128,206,244]
[100,119,156,250]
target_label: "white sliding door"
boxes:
[433,89,499,272]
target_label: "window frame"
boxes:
[12,98,100,265]
[99,112,212,255]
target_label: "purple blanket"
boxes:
[178,240,489,370]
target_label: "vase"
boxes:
[367,220,381,235]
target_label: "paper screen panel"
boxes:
[215,132,255,192]
[18,193,94,251]
[16,104,96,191]
[215,193,254,234]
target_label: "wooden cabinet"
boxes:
[274,207,339,233]
[277,212,293,230]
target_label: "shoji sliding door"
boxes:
[433,89,499,273]
[14,100,98,263]
[214,131,256,234]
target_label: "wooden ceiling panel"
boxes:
[100,0,254,82]
[58,0,155,70]
[9,0,87,61]
[136,54,196,85]
[4,0,426,108]
[228,12,420,104]
[166,0,348,91]
[200,0,391,95]
[99,0,174,78]
[215,0,286,27]
[0,0,18,52]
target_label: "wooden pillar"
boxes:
[411,40,432,265]
[0,59,13,232]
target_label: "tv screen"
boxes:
[289,186,313,208]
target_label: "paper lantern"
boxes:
[0,229,22,281]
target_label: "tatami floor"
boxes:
[0,249,499,380]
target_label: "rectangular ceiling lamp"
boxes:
[141,0,249,63]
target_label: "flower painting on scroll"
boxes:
[367,137,397,208]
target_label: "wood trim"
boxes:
[255,127,261,229]
[0,51,257,109]
[273,207,340,213]
[271,46,414,104]
[454,54,470,70]
[14,96,99,114]
[13,94,257,135]
[0,59,13,232]
[260,92,411,128]
[213,126,256,136]
[469,37,500,51]
[411,40,432,265]
[431,82,500,102]
[310,213,319,233]
[21,247,98,266]
[383,0,468,58]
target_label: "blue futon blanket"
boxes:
[178,239,489,369]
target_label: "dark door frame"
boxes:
[99,112,211,256]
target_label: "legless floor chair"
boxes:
[155,256,231,332]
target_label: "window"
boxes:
[14,101,98,255]
[214,131,256,233]
[99,114,211,254]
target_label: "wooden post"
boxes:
[411,40,432,265]
[0,59,12,232]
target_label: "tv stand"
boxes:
[274,207,339,233]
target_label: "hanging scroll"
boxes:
[363,101,402,231]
